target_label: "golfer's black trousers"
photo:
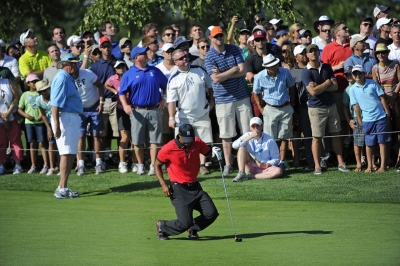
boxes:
[160,181,219,236]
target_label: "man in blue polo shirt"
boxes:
[51,54,83,199]
[91,36,119,166]
[119,46,168,176]
[301,44,350,175]
[344,35,377,78]
[205,26,252,175]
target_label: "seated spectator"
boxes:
[350,65,391,173]
[232,117,282,181]
[18,74,49,174]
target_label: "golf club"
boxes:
[212,147,242,242]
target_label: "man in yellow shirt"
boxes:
[18,29,51,79]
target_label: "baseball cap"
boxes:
[10,38,20,47]
[161,43,175,52]
[35,80,50,92]
[298,29,312,38]
[119,37,131,48]
[130,46,148,58]
[269,18,283,25]
[67,35,82,46]
[375,43,389,53]
[210,26,224,37]
[99,36,111,46]
[174,36,193,49]
[249,117,262,126]
[350,35,367,48]
[344,66,353,74]
[247,35,254,44]
[26,74,40,83]
[373,5,390,18]
[0,40,5,47]
[376,17,392,29]
[205,26,215,38]
[91,45,100,55]
[179,123,195,143]
[352,65,365,73]
[239,29,251,35]
[57,53,81,69]
[362,17,374,24]
[253,30,266,39]
[306,44,319,53]
[114,60,126,68]
[252,25,266,33]
[80,31,94,39]
[293,45,306,56]
[19,29,34,46]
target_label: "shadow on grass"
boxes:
[173,230,333,241]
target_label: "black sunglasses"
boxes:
[321,29,331,33]
[75,45,84,50]
[282,49,287,53]
[214,34,224,39]
[375,51,389,55]
[352,71,364,76]
[302,34,312,38]
[121,43,132,49]
[175,54,188,61]
[342,26,349,31]
[256,18,266,23]
[101,43,112,49]
[164,33,174,37]
[362,23,373,28]
[254,38,265,42]
[200,45,210,50]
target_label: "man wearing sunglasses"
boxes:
[167,49,214,175]
[388,24,400,60]
[18,29,51,79]
[205,26,252,175]
[161,26,176,46]
[67,35,87,69]
[298,29,312,46]
[358,17,377,57]
[312,16,334,51]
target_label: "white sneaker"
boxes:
[119,162,128,173]
[13,165,23,175]
[40,166,49,174]
[27,166,37,174]
[77,166,86,176]
[95,164,104,175]
[131,163,138,173]
[148,164,155,176]
[136,164,145,175]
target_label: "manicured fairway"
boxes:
[1,190,399,266]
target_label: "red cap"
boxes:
[99,36,111,45]
[253,30,266,39]
[210,26,224,37]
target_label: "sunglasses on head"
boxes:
[256,18,266,23]
[175,54,188,61]
[321,29,331,33]
[200,45,210,50]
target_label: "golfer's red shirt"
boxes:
[320,41,352,93]
[157,137,211,184]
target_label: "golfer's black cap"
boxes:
[179,124,195,143]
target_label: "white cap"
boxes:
[19,29,34,46]
[247,35,254,44]
[269,18,283,25]
[0,39,5,47]
[352,65,365,73]
[161,43,175,52]
[376,17,392,29]
[293,45,306,56]
[113,60,126,68]
[250,117,262,126]
[67,35,82,46]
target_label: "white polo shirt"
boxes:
[75,69,99,109]
[0,55,20,78]
[167,65,211,119]
[388,43,400,61]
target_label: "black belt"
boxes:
[172,181,198,187]
[134,105,158,110]
[265,101,290,108]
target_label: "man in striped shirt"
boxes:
[205,26,252,175]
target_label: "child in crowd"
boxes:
[350,65,391,173]
[343,66,366,172]
[105,60,137,173]
[18,74,49,174]
[35,80,58,175]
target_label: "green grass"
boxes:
[1,165,399,265]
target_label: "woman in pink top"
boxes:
[372,43,400,167]
[105,60,137,173]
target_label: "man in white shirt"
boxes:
[167,49,214,174]
[74,66,105,176]
[0,40,20,82]
[358,17,377,57]
[388,24,400,60]
[311,16,334,51]
[232,117,282,182]
[188,24,204,57]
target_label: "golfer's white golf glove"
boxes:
[212,147,223,161]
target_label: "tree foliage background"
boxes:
[0,0,399,49]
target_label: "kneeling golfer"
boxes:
[155,123,219,240]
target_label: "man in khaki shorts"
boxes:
[301,44,350,175]
[253,54,296,170]
[167,49,214,174]
[204,26,252,175]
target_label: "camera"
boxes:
[235,16,245,29]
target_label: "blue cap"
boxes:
[9,38,20,46]
[179,124,195,143]
[130,46,148,59]
[57,53,80,69]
